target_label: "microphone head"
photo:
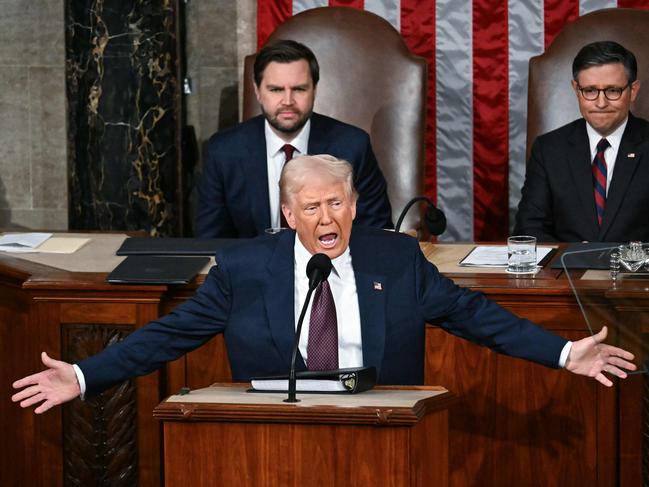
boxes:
[425,204,447,236]
[306,253,333,290]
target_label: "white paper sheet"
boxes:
[459,245,554,267]
[0,233,52,253]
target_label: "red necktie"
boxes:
[282,144,295,162]
[307,280,339,371]
[279,145,295,228]
[592,138,609,226]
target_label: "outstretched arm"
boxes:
[11,352,80,414]
[566,326,636,387]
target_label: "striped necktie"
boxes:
[592,138,609,226]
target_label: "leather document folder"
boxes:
[116,237,242,256]
[250,366,377,394]
[106,256,210,284]
[551,242,621,270]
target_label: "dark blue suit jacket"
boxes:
[196,113,393,238]
[515,113,649,242]
[79,227,567,397]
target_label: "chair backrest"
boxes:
[527,8,649,161]
[242,7,427,230]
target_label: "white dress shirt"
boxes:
[264,120,311,228]
[586,117,627,195]
[293,237,364,369]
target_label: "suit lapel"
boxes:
[263,230,305,370]
[349,230,387,373]
[307,113,332,154]
[567,122,600,235]
[243,117,272,234]
[600,115,644,239]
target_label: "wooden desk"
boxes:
[0,236,646,486]
[154,384,454,487]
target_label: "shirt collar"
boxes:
[586,116,627,153]
[293,233,351,280]
[264,118,311,159]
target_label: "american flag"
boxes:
[257,0,648,241]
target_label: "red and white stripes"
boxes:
[257,0,648,241]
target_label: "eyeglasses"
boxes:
[577,84,630,101]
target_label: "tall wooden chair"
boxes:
[242,7,427,231]
[527,8,649,160]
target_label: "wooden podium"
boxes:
[154,385,454,487]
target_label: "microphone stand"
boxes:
[395,196,446,236]
[285,286,316,403]
[395,196,429,233]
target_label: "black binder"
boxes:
[106,256,210,284]
[550,242,621,270]
[249,366,376,394]
[116,237,242,256]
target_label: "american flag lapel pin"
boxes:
[627,153,636,158]
[373,281,383,291]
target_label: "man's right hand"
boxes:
[12,352,81,414]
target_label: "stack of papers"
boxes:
[459,245,554,267]
[0,233,90,254]
[0,233,52,252]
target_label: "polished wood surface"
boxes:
[156,385,451,487]
[1,240,646,486]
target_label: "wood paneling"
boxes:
[1,243,647,486]
[157,386,451,487]
[62,324,137,486]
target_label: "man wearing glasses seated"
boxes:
[515,41,649,242]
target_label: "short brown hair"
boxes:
[254,39,320,87]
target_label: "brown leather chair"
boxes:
[242,7,427,231]
[527,8,649,161]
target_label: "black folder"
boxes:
[106,256,210,284]
[116,237,242,256]
[550,242,621,270]
[249,366,377,394]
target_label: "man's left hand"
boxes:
[566,326,637,386]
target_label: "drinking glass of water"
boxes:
[507,235,537,274]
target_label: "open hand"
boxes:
[12,352,81,414]
[566,326,637,387]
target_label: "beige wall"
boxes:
[184,0,256,154]
[0,0,67,230]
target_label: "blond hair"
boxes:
[279,154,358,205]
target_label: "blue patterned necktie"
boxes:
[307,280,339,371]
[592,138,609,226]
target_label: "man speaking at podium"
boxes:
[13,155,635,412]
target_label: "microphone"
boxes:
[285,253,333,403]
[395,196,447,236]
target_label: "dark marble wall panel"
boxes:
[66,0,180,236]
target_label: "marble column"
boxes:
[66,0,180,236]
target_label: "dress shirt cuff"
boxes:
[558,341,572,368]
[72,364,87,400]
